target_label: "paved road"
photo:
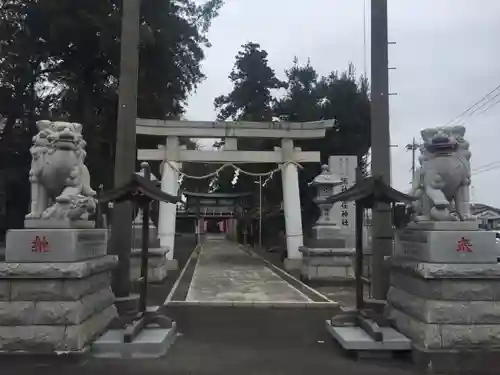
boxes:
[2,305,417,375]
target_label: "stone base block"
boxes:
[390,269,500,301]
[389,257,500,372]
[165,259,178,271]
[92,325,177,359]
[412,345,500,375]
[388,285,500,325]
[300,248,354,281]
[311,225,343,239]
[387,305,500,350]
[326,320,411,351]
[0,287,115,325]
[0,256,118,353]
[0,305,117,352]
[394,228,496,263]
[390,256,500,280]
[388,265,500,353]
[6,228,107,263]
[389,258,500,353]
[406,220,479,231]
[304,238,346,248]
[130,248,168,283]
[305,256,353,266]
[386,306,445,350]
[300,247,354,258]
[132,225,160,249]
[0,270,113,302]
[130,266,167,283]
[302,264,354,281]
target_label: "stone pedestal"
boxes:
[131,225,168,282]
[132,224,160,249]
[301,247,355,281]
[301,217,357,281]
[6,228,107,263]
[130,205,170,281]
[394,222,496,264]
[299,164,357,282]
[387,222,500,373]
[310,226,343,245]
[130,248,169,283]
[0,255,118,353]
[132,202,161,250]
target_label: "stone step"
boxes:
[164,304,338,339]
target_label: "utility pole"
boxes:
[109,0,141,300]
[405,137,419,182]
[370,0,393,300]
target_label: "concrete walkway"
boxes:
[186,237,311,302]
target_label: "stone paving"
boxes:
[186,237,311,302]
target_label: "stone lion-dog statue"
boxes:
[26,120,97,222]
[409,125,474,222]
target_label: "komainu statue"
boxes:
[26,120,97,224]
[409,125,474,222]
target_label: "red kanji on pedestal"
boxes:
[456,237,473,253]
[31,236,50,253]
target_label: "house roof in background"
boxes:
[471,203,500,217]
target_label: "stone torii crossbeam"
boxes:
[136,118,334,271]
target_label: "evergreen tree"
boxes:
[214,42,286,122]
[213,54,371,232]
[213,42,286,196]
[0,0,223,230]
[0,0,223,183]
[276,61,371,230]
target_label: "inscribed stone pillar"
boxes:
[328,155,357,247]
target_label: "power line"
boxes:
[472,160,500,173]
[472,164,500,176]
[476,93,500,116]
[443,83,500,126]
[471,159,500,176]
[465,91,500,118]
[400,153,500,177]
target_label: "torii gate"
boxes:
[136,118,334,271]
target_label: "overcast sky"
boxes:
[185,0,500,208]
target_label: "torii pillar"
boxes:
[158,136,180,270]
[280,139,304,271]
